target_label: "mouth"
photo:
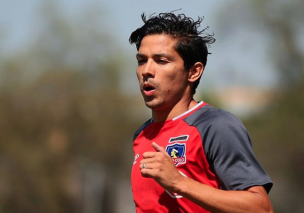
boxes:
[144,86,154,91]
[142,83,156,96]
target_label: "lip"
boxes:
[142,83,156,96]
[143,89,155,96]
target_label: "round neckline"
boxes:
[150,101,205,126]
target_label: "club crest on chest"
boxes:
[165,135,188,166]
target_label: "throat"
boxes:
[152,99,198,122]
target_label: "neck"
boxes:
[152,98,198,123]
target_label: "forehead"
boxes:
[138,34,178,54]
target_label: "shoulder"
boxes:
[185,105,273,192]
[133,119,152,141]
[184,105,247,136]
[184,105,252,166]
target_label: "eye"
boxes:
[157,59,169,64]
[137,59,146,65]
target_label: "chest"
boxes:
[132,121,209,178]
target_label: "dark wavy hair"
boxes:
[129,12,215,94]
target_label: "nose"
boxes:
[142,60,155,78]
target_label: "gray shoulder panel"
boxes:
[133,119,152,141]
[183,105,273,192]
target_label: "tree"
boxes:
[0,1,139,212]
[214,1,304,212]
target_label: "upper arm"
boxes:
[186,108,273,192]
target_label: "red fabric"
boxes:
[131,103,219,213]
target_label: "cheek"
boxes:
[168,70,187,85]
[136,69,141,80]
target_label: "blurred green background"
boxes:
[0,0,303,212]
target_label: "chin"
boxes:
[144,102,157,109]
[144,100,161,109]
[144,100,171,112]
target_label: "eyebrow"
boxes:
[136,53,171,59]
[136,53,146,59]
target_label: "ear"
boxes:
[188,62,204,83]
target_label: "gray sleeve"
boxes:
[133,119,152,141]
[185,107,273,193]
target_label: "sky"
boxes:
[0,0,221,54]
[0,0,277,97]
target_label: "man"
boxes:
[129,12,273,213]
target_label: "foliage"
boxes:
[215,0,304,212]
[0,2,139,213]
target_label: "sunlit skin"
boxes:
[140,142,274,213]
[135,34,274,213]
[136,34,202,122]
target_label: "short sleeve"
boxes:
[185,106,273,193]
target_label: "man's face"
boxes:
[136,34,189,112]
